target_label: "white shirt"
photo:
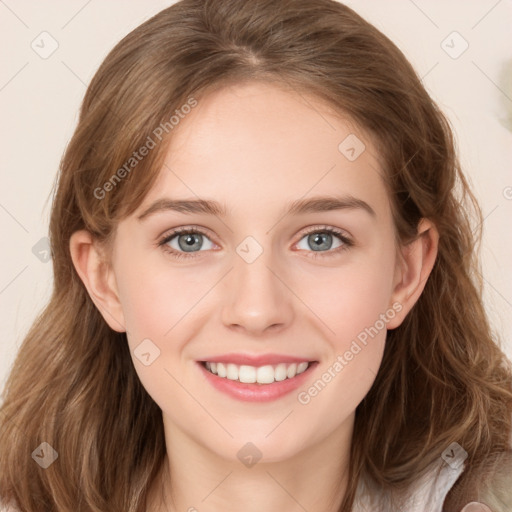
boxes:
[354,457,465,512]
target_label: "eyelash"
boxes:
[157,225,353,261]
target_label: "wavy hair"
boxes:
[1,0,511,510]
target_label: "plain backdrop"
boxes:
[1,0,511,390]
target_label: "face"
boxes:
[108,81,403,463]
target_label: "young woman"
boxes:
[1,1,511,511]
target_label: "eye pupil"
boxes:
[309,233,332,251]
[179,233,202,252]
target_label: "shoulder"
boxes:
[353,458,465,512]
[405,458,465,511]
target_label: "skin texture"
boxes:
[70,82,439,511]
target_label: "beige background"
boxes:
[1,0,511,390]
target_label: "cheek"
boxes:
[289,241,396,414]
[111,249,208,407]
[294,245,397,347]
[113,245,209,344]
[292,252,394,433]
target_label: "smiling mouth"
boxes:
[200,361,316,385]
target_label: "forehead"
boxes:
[138,81,390,220]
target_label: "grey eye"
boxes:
[166,233,215,253]
[296,232,344,252]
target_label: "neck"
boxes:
[148,417,353,512]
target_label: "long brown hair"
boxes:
[1,1,511,510]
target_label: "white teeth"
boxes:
[256,365,275,384]
[226,363,238,380]
[239,365,256,383]
[297,362,309,374]
[217,362,227,377]
[203,361,312,384]
[286,363,297,378]
[274,363,288,381]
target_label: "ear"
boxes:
[386,218,439,329]
[69,230,126,332]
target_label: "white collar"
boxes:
[353,458,465,512]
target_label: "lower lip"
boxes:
[198,362,318,402]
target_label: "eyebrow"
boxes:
[137,194,376,221]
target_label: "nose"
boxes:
[220,249,295,336]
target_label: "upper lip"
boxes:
[199,353,317,366]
